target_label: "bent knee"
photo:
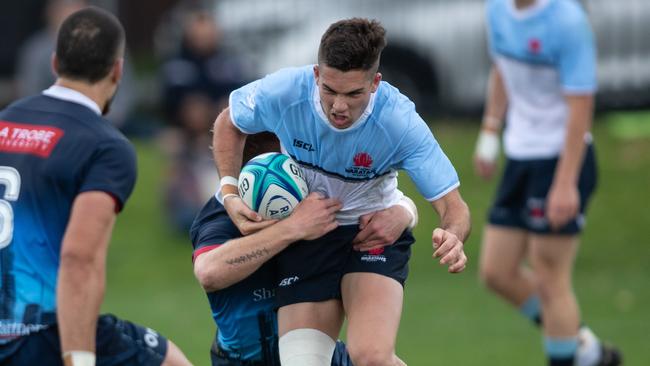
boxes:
[535,277,573,302]
[479,265,509,291]
[348,344,396,366]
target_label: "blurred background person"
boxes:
[475,0,621,365]
[157,1,250,232]
[15,0,137,130]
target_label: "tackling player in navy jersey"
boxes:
[191,193,343,366]
[190,133,418,365]
[212,18,470,366]
[475,1,621,365]
[0,7,190,366]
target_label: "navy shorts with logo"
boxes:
[0,314,168,366]
[276,225,414,307]
[488,144,597,234]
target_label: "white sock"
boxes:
[279,328,336,366]
[576,326,602,366]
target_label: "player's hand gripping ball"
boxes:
[238,153,309,219]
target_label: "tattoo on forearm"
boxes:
[225,248,270,266]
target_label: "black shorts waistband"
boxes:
[211,340,265,366]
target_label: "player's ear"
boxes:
[371,72,382,93]
[51,52,59,76]
[313,64,320,82]
[111,57,124,84]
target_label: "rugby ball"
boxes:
[238,153,308,219]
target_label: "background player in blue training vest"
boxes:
[475,0,621,365]
[0,7,191,366]
[190,133,418,366]
[212,18,470,366]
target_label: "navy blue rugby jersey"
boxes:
[190,196,277,361]
[0,86,136,343]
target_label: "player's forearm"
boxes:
[554,95,594,186]
[194,220,302,292]
[213,107,247,195]
[439,205,471,243]
[482,67,508,132]
[57,254,105,353]
[431,190,471,243]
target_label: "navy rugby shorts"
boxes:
[488,144,597,235]
[0,314,168,366]
[210,339,352,366]
[276,225,414,307]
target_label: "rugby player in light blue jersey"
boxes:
[212,18,470,366]
[0,7,190,366]
[475,0,621,365]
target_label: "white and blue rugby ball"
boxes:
[238,153,308,220]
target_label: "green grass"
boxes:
[103,112,650,365]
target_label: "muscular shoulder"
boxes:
[72,112,136,166]
[190,197,240,250]
[259,65,314,106]
[486,0,507,18]
[372,82,428,140]
[551,0,589,31]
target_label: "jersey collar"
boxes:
[508,0,552,20]
[42,85,102,116]
[312,82,376,132]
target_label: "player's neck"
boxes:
[54,78,111,114]
[514,0,536,10]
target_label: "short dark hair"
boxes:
[318,18,387,72]
[55,6,125,82]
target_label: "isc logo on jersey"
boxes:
[238,152,308,220]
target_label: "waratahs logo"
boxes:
[353,152,373,168]
[361,247,387,263]
[345,152,376,178]
[528,38,542,54]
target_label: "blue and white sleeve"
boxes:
[558,11,597,94]
[229,78,278,134]
[485,0,500,60]
[398,121,460,202]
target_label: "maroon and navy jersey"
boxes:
[0,91,136,343]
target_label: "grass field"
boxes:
[104,112,650,365]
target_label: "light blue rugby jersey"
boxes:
[486,0,597,159]
[229,65,459,224]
